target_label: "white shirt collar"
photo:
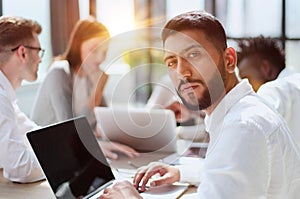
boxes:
[277,68,294,79]
[204,79,254,136]
[0,70,16,102]
[51,60,71,75]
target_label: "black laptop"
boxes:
[27,116,189,199]
[26,117,115,199]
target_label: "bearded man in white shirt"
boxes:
[237,36,300,146]
[99,11,300,199]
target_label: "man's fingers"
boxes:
[134,166,161,191]
[99,187,111,199]
[133,168,146,188]
[150,173,174,187]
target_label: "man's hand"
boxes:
[98,141,140,160]
[133,162,180,192]
[166,101,192,123]
[99,181,142,199]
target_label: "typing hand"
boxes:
[133,162,180,192]
[98,141,140,160]
[99,181,142,199]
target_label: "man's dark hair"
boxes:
[237,35,285,71]
[162,10,227,52]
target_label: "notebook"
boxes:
[94,107,178,153]
[26,117,188,199]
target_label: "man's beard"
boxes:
[176,79,213,111]
[176,61,227,111]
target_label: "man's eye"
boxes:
[166,59,177,67]
[187,51,200,58]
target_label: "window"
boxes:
[97,0,135,36]
[2,0,51,81]
[286,0,300,37]
[225,0,282,37]
[166,0,205,20]
[216,0,300,72]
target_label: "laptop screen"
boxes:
[27,117,115,198]
[94,107,177,152]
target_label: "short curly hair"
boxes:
[237,35,285,71]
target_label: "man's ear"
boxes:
[224,47,237,73]
[260,60,277,81]
[16,46,26,60]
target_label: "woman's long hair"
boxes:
[54,16,110,73]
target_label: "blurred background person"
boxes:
[237,35,300,145]
[31,17,139,160]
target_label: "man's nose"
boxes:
[177,57,192,78]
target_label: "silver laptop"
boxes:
[94,107,178,153]
[26,117,187,199]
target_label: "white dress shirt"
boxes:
[179,80,300,198]
[257,68,300,146]
[0,71,44,182]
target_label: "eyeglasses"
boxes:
[11,45,45,59]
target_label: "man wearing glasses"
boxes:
[0,16,45,182]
